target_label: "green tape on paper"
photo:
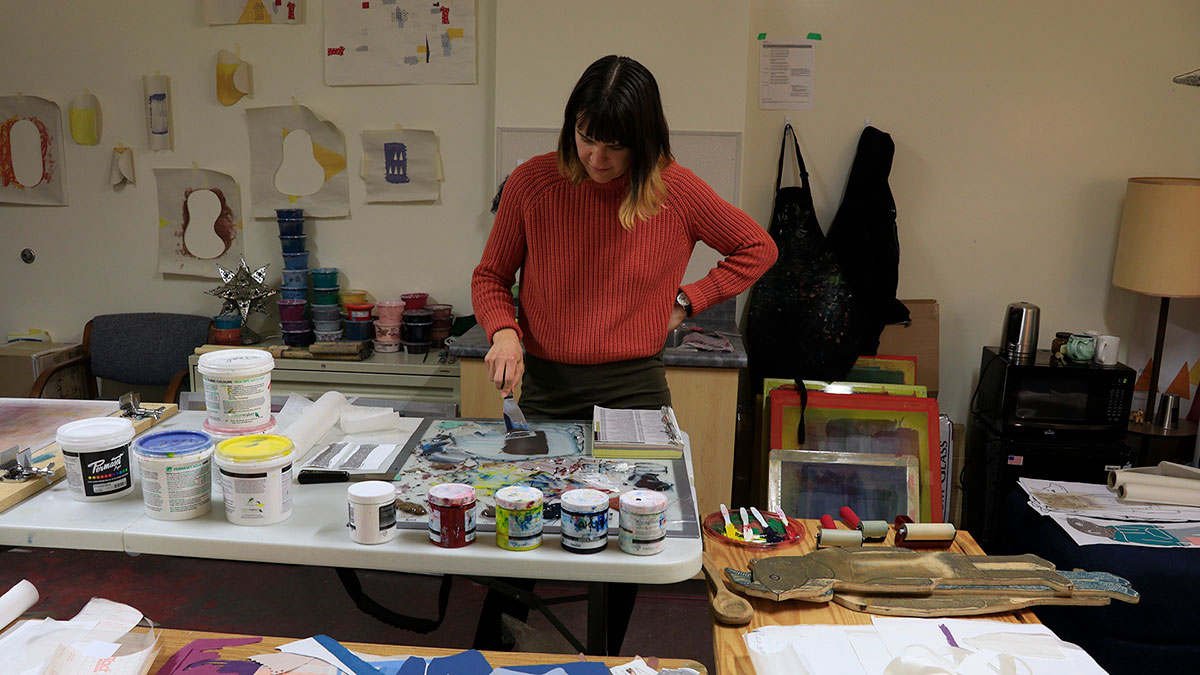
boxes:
[757,33,766,40]
[807,32,822,40]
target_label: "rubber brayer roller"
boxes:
[817,513,862,548]
[838,506,888,542]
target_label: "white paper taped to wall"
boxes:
[0,579,38,630]
[143,74,172,151]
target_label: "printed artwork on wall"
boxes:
[362,128,440,202]
[155,168,245,277]
[324,0,476,85]
[246,104,348,218]
[68,92,101,146]
[143,75,173,151]
[204,0,304,24]
[0,95,68,205]
[216,50,253,106]
[109,146,135,190]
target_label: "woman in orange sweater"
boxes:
[472,54,777,419]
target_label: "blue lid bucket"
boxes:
[133,430,213,457]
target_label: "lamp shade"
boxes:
[1112,177,1200,297]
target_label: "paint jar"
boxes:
[277,299,307,322]
[215,434,294,526]
[402,341,430,354]
[276,218,304,236]
[281,329,314,347]
[213,314,242,329]
[131,430,213,521]
[618,490,668,555]
[282,251,309,270]
[280,286,307,301]
[374,321,401,340]
[495,485,544,551]
[279,235,307,254]
[372,339,400,353]
[314,319,342,332]
[430,328,451,348]
[404,321,431,344]
[401,292,428,310]
[345,303,375,321]
[315,330,343,342]
[427,304,453,320]
[56,417,136,502]
[560,488,610,554]
[343,319,374,342]
[310,303,341,321]
[275,208,304,219]
[428,483,476,548]
[197,349,275,431]
[281,268,308,287]
[280,319,311,332]
[311,267,338,287]
[347,481,397,545]
[312,286,340,305]
[341,289,368,305]
[376,300,405,323]
[211,327,242,346]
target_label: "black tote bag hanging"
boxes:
[746,124,859,389]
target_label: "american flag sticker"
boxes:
[1007,455,1024,466]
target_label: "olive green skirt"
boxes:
[518,351,671,421]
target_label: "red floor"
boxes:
[1,545,716,672]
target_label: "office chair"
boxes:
[30,313,213,404]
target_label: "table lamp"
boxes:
[1111,177,1200,422]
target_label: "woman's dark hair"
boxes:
[557,55,674,230]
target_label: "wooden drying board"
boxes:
[0,403,178,513]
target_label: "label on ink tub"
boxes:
[63,446,132,498]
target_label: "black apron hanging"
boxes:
[825,126,910,356]
[746,124,859,391]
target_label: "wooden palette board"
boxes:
[0,403,178,513]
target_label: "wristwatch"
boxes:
[676,289,692,317]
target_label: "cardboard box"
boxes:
[878,299,940,396]
[0,342,88,399]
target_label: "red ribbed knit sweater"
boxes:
[472,152,777,365]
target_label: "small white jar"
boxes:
[619,490,668,555]
[56,417,136,502]
[347,481,398,545]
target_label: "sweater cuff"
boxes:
[680,281,718,317]
[484,319,523,343]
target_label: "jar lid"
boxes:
[619,489,668,514]
[495,485,543,510]
[216,434,293,462]
[402,309,434,318]
[197,348,274,375]
[348,480,396,504]
[561,488,609,513]
[133,430,212,457]
[56,417,136,451]
[345,302,375,311]
[376,299,405,307]
[429,482,476,507]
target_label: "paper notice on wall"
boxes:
[361,128,441,202]
[758,36,815,110]
[143,74,173,151]
[154,168,245,277]
[246,104,349,218]
[205,0,304,24]
[324,0,477,85]
[0,95,69,205]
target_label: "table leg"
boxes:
[587,582,608,655]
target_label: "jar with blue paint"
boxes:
[494,485,543,551]
[132,430,213,521]
[559,488,610,554]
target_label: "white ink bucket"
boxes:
[347,481,398,545]
[56,417,136,502]
[131,430,214,521]
[215,434,294,526]
[197,349,275,433]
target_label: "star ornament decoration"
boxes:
[206,257,277,325]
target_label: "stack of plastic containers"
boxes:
[374,299,405,353]
[310,267,341,341]
[212,314,242,345]
[276,209,312,347]
[341,289,373,343]
[401,308,433,354]
[427,304,454,347]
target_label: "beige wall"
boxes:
[3,1,1200,422]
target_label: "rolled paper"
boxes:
[280,391,348,463]
[0,580,38,630]
[1118,483,1200,508]
[817,528,862,548]
[901,522,957,541]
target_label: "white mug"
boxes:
[1094,334,1120,365]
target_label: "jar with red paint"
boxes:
[428,483,476,548]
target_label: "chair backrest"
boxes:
[89,313,212,386]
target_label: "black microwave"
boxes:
[972,346,1135,441]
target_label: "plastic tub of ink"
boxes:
[428,483,477,548]
[132,430,214,521]
[311,267,338,287]
[215,434,294,526]
[275,208,304,220]
[277,299,307,322]
[315,330,343,342]
[373,321,400,340]
[281,268,308,287]
[402,340,430,355]
[56,417,136,502]
[282,252,309,270]
[279,286,307,301]
[312,286,340,305]
[343,319,374,342]
[372,339,400,353]
[341,289,368,305]
[279,235,307,254]
[560,488,610,554]
[313,319,342,332]
[213,314,242,330]
[345,303,375,321]
[280,319,311,332]
[401,292,428,310]
[211,327,242,346]
[276,219,304,236]
[376,300,405,324]
[310,303,341,321]
[495,485,544,551]
[281,329,314,347]
[426,304,453,319]
[197,350,275,431]
[619,490,668,555]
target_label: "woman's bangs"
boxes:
[578,105,633,147]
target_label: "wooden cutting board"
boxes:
[0,403,178,513]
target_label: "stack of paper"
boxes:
[1019,477,1200,548]
[592,405,684,459]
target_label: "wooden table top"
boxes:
[707,520,1040,675]
[147,627,709,673]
